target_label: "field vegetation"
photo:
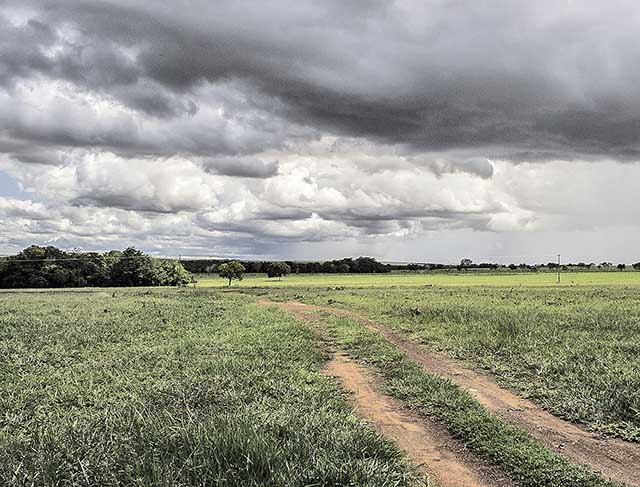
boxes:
[0,289,423,486]
[265,285,640,442]
[3,269,639,486]
[196,270,640,288]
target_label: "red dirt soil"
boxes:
[324,353,511,487]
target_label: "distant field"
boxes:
[196,270,640,288]
[0,289,422,486]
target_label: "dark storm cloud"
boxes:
[3,0,640,160]
[119,89,198,119]
[201,157,279,178]
[253,208,313,221]
[314,207,494,237]
[0,16,54,86]
[0,13,139,89]
[70,195,179,214]
[10,150,64,165]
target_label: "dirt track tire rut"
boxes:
[324,353,510,487]
[259,298,640,487]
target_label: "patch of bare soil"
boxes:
[324,353,510,487]
[260,298,640,487]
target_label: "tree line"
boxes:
[0,246,192,288]
[216,261,292,286]
[182,256,391,274]
[3,247,638,289]
[185,256,640,275]
[408,260,640,272]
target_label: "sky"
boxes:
[1,0,639,263]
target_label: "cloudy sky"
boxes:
[1,0,639,263]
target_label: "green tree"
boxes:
[218,261,245,286]
[321,262,337,273]
[110,247,156,287]
[153,260,193,286]
[42,264,71,287]
[266,262,291,280]
[0,246,192,289]
[0,245,65,288]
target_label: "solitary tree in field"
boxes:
[266,262,291,280]
[218,261,245,286]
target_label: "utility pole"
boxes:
[557,254,561,284]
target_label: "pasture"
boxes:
[2,272,640,486]
[196,270,640,288]
[0,289,422,486]
[264,285,640,442]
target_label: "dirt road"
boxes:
[324,353,511,487]
[260,298,640,487]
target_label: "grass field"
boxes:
[2,273,639,486]
[264,285,640,442]
[196,270,640,288]
[0,289,423,486]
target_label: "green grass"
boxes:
[0,289,425,486]
[263,286,640,442]
[196,270,640,288]
[3,282,638,486]
[311,311,618,487]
